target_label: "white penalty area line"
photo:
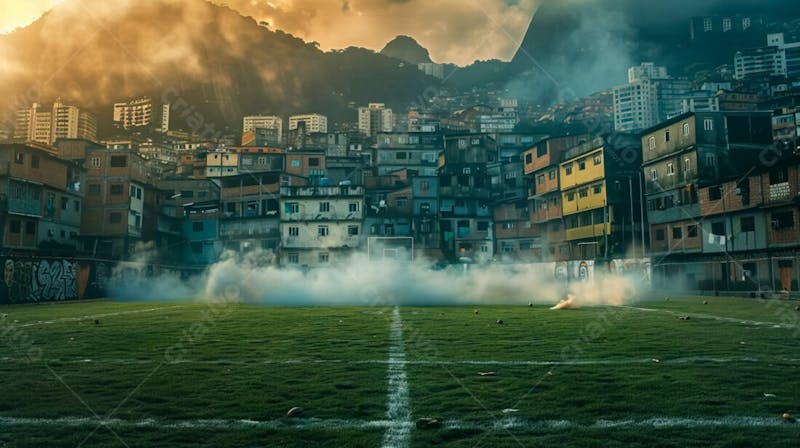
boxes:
[14,306,189,328]
[0,415,795,432]
[382,306,411,448]
[624,306,800,330]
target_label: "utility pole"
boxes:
[629,176,635,258]
[639,172,646,257]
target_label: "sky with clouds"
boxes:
[0,0,540,66]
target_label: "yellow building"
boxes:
[558,135,643,259]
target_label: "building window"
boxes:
[90,157,101,168]
[578,159,586,170]
[192,221,204,232]
[109,212,122,224]
[9,220,21,234]
[14,152,24,164]
[648,136,656,150]
[579,188,588,198]
[503,223,515,230]
[110,184,124,195]
[593,184,602,194]
[462,167,471,175]
[288,226,299,237]
[420,180,430,191]
[291,159,300,168]
[318,253,329,263]
[537,174,545,185]
[711,221,725,236]
[565,165,573,175]
[709,186,722,201]
[684,158,691,173]
[477,221,489,231]
[31,154,40,168]
[287,253,299,264]
[672,227,683,239]
[110,156,127,167]
[683,123,690,137]
[772,211,794,230]
[286,202,300,214]
[593,155,602,165]
[687,224,698,238]
[318,225,329,237]
[740,216,755,232]
[650,169,657,181]
[655,229,665,241]
[395,152,407,160]
[308,158,320,167]
[525,153,533,164]
[319,202,331,213]
[347,225,359,236]
[566,192,575,201]
[61,197,68,210]
[74,200,80,212]
[703,118,714,131]
[396,197,408,208]
[23,221,35,235]
[666,162,675,175]
[349,203,359,212]
[549,170,556,180]
[665,130,671,142]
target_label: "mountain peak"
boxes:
[380,35,433,65]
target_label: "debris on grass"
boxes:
[415,418,441,429]
[473,309,479,316]
[678,316,691,321]
[286,407,305,418]
[528,302,533,308]
[478,371,497,376]
[703,300,708,305]
[94,319,100,325]
[651,358,660,363]
[502,408,519,414]
[763,393,776,398]
[496,319,504,325]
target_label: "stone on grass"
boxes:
[286,407,305,418]
[415,418,441,429]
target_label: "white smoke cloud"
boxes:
[109,248,643,307]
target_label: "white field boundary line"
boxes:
[6,356,795,366]
[624,306,800,330]
[14,306,189,328]
[382,306,412,448]
[0,416,797,431]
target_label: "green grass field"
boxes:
[1,296,799,447]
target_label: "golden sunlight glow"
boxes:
[0,0,64,34]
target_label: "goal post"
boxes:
[367,237,415,262]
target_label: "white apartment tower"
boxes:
[14,101,97,144]
[113,97,154,129]
[242,115,283,143]
[289,114,328,134]
[358,103,393,137]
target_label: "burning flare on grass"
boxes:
[550,294,578,310]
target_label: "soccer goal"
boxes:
[367,237,415,262]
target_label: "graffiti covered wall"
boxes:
[1,258,111,304]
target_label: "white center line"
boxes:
[382,307,412,448]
